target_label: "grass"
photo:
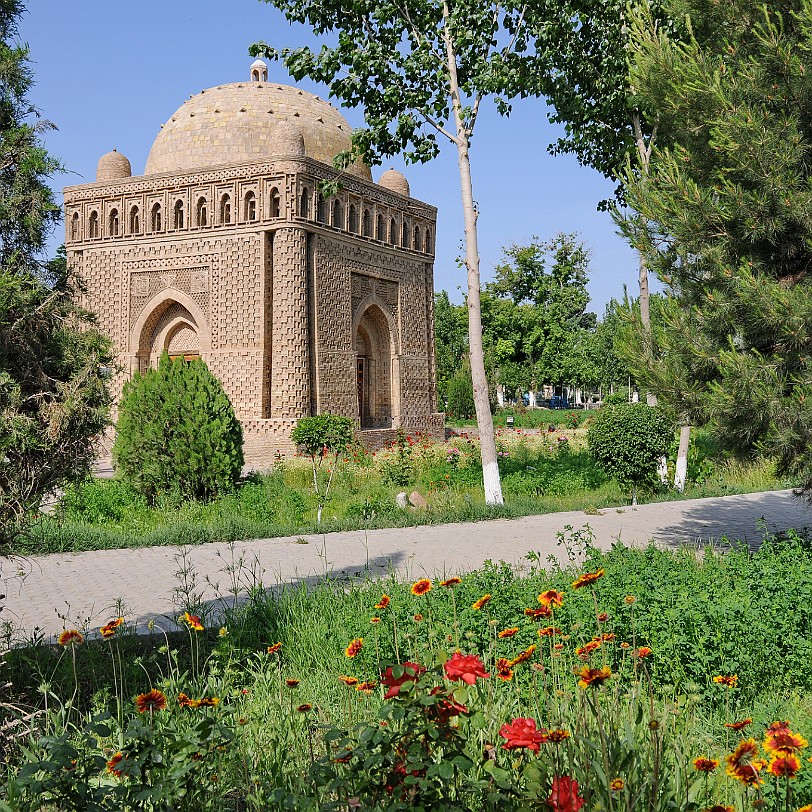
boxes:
[5,531,812,809]
[13,428,796,556]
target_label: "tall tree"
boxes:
[0,1,112,543]
[617,0,812,493]
[252,0,544,504]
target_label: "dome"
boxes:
[144,82,371,180]
[96,149,132,182]
[378,168,410,197]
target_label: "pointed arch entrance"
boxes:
[353,298,399,429]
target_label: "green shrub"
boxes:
[446,361,475,419]
[602,391,628,407]
[587,403,673,500]
[113,353,244,504]
[61,479,146,525]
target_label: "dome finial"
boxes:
[250,58,268,82]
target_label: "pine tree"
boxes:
[0,2,112,544]
[114,354,244,503]
[617,0,812,492]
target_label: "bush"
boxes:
[446,362,476,420]
[113,353,244,504]
[602,391,629,407]
[587,403,673,500]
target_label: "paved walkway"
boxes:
[2,489,810,642]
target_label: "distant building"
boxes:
[64,61,442,465]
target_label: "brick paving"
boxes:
[2,489,810,642]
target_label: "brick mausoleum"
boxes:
[64,60,443,467]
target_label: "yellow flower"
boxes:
[472,594,492,610]
[571,569,605,590]
[411,578,432,596]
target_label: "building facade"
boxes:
[64,61,442,466]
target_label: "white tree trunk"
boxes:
[674,424,691,492]
[657,455,668,485]
[527,388,535,409]
[443,9,503,505]
[496,384,504,408]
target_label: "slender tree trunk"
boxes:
[674,424,691,493]
[443,8,503,505]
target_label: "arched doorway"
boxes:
[354,302,396,429]
[133,293,207,373]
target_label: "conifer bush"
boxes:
[113,353,243,503]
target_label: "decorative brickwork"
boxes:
[65,68,441,467]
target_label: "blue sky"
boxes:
[20,1,644,314]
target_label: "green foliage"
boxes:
[587,403,673,494]
[0,0,113,545]
[602,391,628,407]
[433,291,467,408]
[616,0,812,494]
[446,360,476,420]
[380,429,414,488]
[113,353,243,504]
[290,413,354,458]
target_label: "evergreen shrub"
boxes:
[113,353,244,503]
[446,362,475,419]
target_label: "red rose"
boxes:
[499,717,548,753]
[443,651,489,685]
[427,686,467,723]
[380,662,425,699]
[547,775,585,812]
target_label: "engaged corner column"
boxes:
[270,226,310,418]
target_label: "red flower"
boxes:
[538,590,564,608]
[547,775,585,812]
[444,651,489,685]
[381,662,425,699]
[135,689,167,713]
[499,717,548,753]
[345,638,363,658]
[427,687,467,723]
[498,627,519,639]
[524,606,552,620]
[411,578,432,596]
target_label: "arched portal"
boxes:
[354,300,398,429]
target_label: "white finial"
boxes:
[250,58,268,82]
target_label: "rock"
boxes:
[409,490,429,510]
[396,492,408,509]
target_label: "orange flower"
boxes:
[355,680,377,693]
[197,696,219,707]
[498,627,519,639]
[609,778,624,792]
[413,614,423,622]
[285,679,299,688]
[495,658,514,681]
[524,606,552,620]
[58,629,84,647]
[725,719,752,732]
[538,590,564,608]
[135,689,167,713]
[411,578,432,596]
[339,675,359,686]
[548,729,570,743]
[797,806,812,812]
[692,757,719,772]
[597,632,616,642]
[345,638,363,658]
[180,611,204,632]
[297,704,312,712]
[764,722,808,756]
[100,617,124,638]
[634,646,652,659]
[571,569,605,590]
[539,626,561,637]
[177,692,194,708]
[713,674,738,688]
[624,595,636,604]
[553,643,565,651]
[725,738,764,786]
[440,577,461,587]
[370,617,381,624]
[576,666,612,689]
[620,642,630,649]
[575,641,601,656]
[267,642,282,654]
[597,612,609,622]
[509,644,537,666]
[374,594,391,609]
[472,594,492,610]
[767,753,801,778]
[106,751,125,777]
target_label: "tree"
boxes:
[446,357,476,420]
[290,413,354,524]
[587,403,673,504]
[0,2,113,544]
[616,0,812,493]
[433,291,467,408]
[252,0,545,505]
[113,354,244,504]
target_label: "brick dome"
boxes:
[378,168,410,197]
[144,81,371,180]
[96,149,132,182]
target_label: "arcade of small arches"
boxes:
[71,187,433,254]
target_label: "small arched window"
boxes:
[220,194,231,224]
[332,199,343,228]
[425,227,433,251]
[70,212,79,240]
[401,221,410,248]
[129,206,140,234]
[300,188,310,218]
[108,209,119,237]
[270,187,280,218]
[362,209,372,237]
[389,217,398,246]
[88,211,99,238]
[349,204,358,234]
[151,203,162,232]
[376,213,385,241]
[244,191,257,221]
[413,225,422,252]
[316,194,327,223]
[196,197,208,228]
[173,200,184,230]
